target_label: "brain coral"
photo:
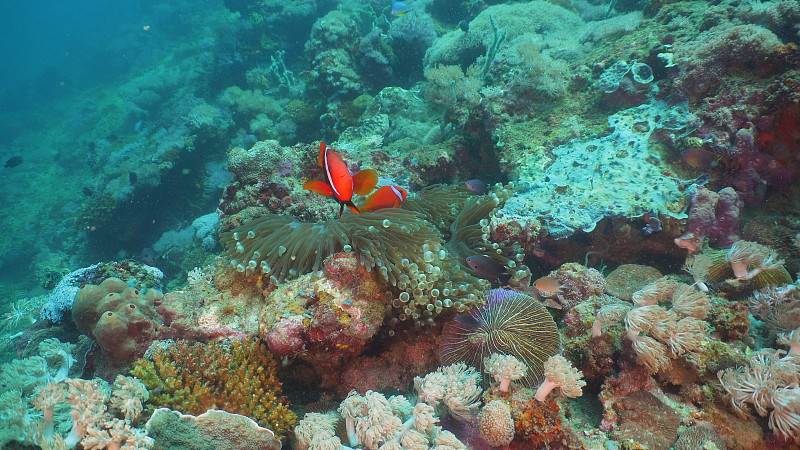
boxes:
[72,277,163,365]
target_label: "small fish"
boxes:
[682,148,721,169]
[361,185,408,212]
[134,120,143,132]
[4,156,22,168]
[464,179,486,194]
[391,1,410,16]
[465,255,510,284]
[129,172,138,185]
[304,142,378,216]
[533,275,563,297]
[453,314,481,329]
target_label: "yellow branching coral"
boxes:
[130,337,296,440]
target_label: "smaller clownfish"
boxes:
[360,185,408,212]
[304,142,378,216]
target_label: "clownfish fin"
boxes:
[317,142,327,167]
[304,180,334,196]
[361,185,407,212]
[345,201,360,215]
[352,169,378,196]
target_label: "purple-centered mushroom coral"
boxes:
[439,288,561,388]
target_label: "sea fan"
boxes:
[439,288,560,388]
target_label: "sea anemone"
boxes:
[717,349,798,417]
[439,289,560,388]
[631,277,680,307]
[630,334,671,373]
[294,412,342,450]
[666,317,708,357]
[625,304,672,337]
[338,390,403,448]
[750,284,800,333]
[683,255,712,292]
[534,355,586,401]
[769,387,800,443]
[413,363,483,421]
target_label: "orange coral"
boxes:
[131,337,296,440]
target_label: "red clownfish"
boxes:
[360,185,408,212]
[304,142,378,216]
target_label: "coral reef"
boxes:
[3,0,800,448]
[72,277,164,366]
[222,183,529,328]
[130,337,296,440]
[440,288,560,388]
[145,408,281,450]
[497,99,695,238]
[259,251,387,383]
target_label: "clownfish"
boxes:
[360,185,408,212]
[304,142,378,216]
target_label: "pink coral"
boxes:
[674,186,742,254]
[534,355,586,401]
[266,315,306,356]
[258,251,387,387]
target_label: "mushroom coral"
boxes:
[439,288,561,388]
